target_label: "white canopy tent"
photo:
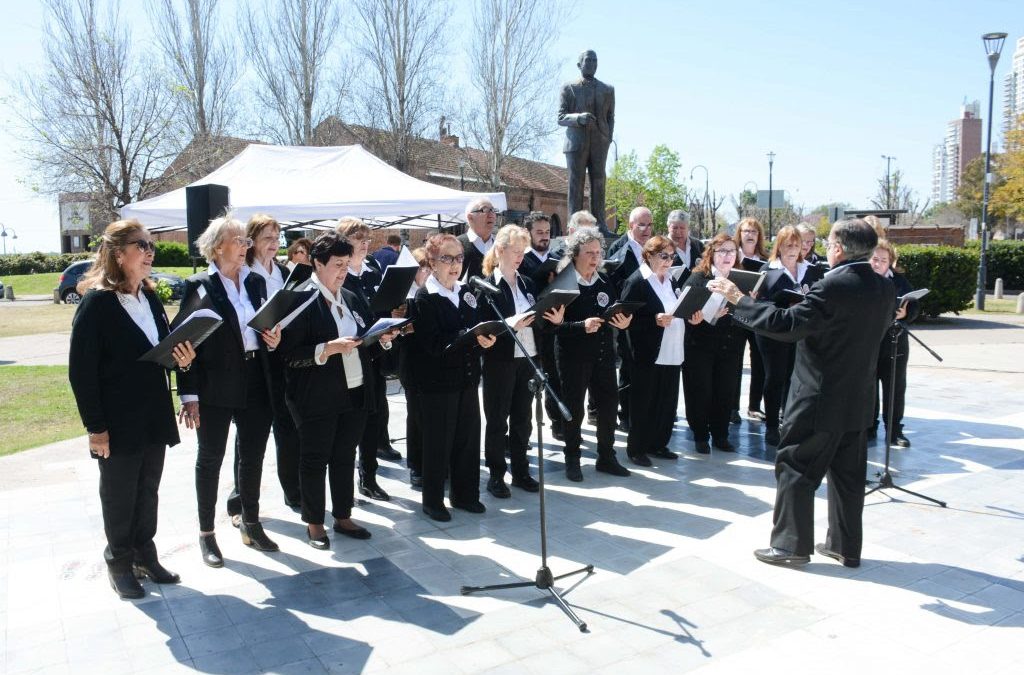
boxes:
[119,144,507,229]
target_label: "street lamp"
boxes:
[881,155,896,209]
[457,157,466,191]
[0,223,17,255]
[976,31,1007,311]
[690,165,709,237]
[767,151,776,238]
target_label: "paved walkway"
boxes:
[1,316,1023,674]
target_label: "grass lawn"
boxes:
[0,366,83,456]
[0,266,199,299]
[0,303,180,338]
[965,295,1020,314]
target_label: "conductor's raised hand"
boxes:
[477,334,497,349]
[543,305,565,325]
[583,316,604,334]
[706,278,743,304]
[608,312,632,330]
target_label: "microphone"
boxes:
[468,275,502,296]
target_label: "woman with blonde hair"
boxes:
[479,225,564,498]
[69,219,196,598]
[733,217,768,423]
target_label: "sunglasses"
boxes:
[652,252,674,261]
[126,239,156,253]
[437,254,465,265]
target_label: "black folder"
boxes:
[140,309,223,369]
[776,288,807,306]
[741,257,767,272]
[530,288,580,315]
[447,320,510,350]
[543,264,579,293]
[728,269,767,295]
[359,317,412,346]
[670,285,712,319]
[600,258,624,275]
[247,288,318,332]
[370,265,419,314]
[284,263,313,290]
[602,301,645,320]
[527,257,560,285]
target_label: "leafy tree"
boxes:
[990,126,1024,223]
[955,154,1005,222]
[607,150,646,233]
[606,144,689,234]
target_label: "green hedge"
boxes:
[964,240,1024,290]
[0,252,92,275]
[897,245,978,317]
[154,241,190,266]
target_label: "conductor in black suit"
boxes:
[177,216,283,567]
[457,198,498,281]
[559,49,615,233]
[709,219,895,568]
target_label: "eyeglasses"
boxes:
[437,254,465,265]
[471,207,499,215]
[126,239,156,253]
[825,240,841,251]
[578,250,603,258]
[652,252,674,261]
[634,222,653,229]
[714,248,738,256]
[232,236,254,248]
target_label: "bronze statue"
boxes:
[559,50,615,235]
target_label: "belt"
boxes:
[243,350,259,360]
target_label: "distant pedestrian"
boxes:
[372,234,403,271]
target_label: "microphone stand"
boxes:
[865,320,946,507]
[460,289,593,632]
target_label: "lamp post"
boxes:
[976,32,1007,311]
[690,165,709,237]
[767,151,775,238]
[0,223,17,255]
[881,155,896,209]
[457,157,466,191]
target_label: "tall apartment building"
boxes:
[1003,36,1024,142]
[931,101,982,204]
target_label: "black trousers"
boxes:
[560,357,617,460]
[770,423,867,560]
[617,335,631,425]
[98,443,166,565]
[357,367,385,479]
[877,337,909,433]
[404,387,423,474]
[268,355,301,502]
[538,332,564,428]
[419,382,482,508]
[734,331,765,412]
[296,392,367,525]
[683,346,742,443]
[627,362,680,458]
[483,358,534,478]
[757,335,796,429]
[195,360,273,532]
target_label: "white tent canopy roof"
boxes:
[119,144,507,228]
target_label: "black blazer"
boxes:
[479,273,543,363]
[457,233,487,281]
[671,237,705,286]
[518,250,562,292]
[757,263,821,307]
[69,289,180,455]
[608,240,642,290]
[277,286,384,420]
[345,258,383,310]
[731,260,896,432]
[621,268,679,366]
[554,271,619,363]
[406,282,485,393]
[175,270,271,408]
[681,271,747,354]
[881,271,920,353]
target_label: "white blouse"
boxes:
[116,290,159,346]
[640,264,685,366]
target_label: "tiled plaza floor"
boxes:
[1,314,1022,674]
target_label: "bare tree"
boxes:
[10,0,179,220]
[348,0,449,171]
[148,0,238,139]
[461,0,562,189]
[870,168,930,224]
[242,0,345,145]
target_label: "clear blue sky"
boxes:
[1,0,1022,252]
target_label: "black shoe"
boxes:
[730,410,742,425]
[133,559,180,585]
[712,439,736,452]
[695,441,711,455]
[199,534,224,568]
[747,409,766,422]
[551,425,566,441]
[108,561,145,600]
[628,453,652,467]
[487,476,511,499]
[565,458,583,482]
[307,526,330,550]
[451,500,487,514]
[867,424,878,439]
[815,543,860,568]
[753,547,810,566]
[377,444,402,461]
[647,447,678,460]
[595,457,631,477]
[764,427,781,446]
[240,522,280,552]
[359,478,391,501]
[893,433,911,448]
[423,504,451,522]
[333,522,371,540]
[616,420,630,432]
[511,474,540,492]
[409,469,423,488]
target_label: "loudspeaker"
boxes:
[186,184,230,256]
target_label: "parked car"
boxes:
[56,261,186,304]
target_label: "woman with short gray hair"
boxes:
[177,214,284,567]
